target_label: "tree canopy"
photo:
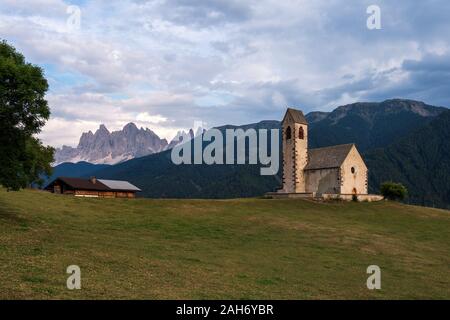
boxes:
[380,182,408,201]
[0,40,54,190]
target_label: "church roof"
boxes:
[305,143,355,170]
[283,108,308,124]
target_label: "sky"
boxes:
[1,0,450,147]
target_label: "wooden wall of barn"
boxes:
[73,190,136,198]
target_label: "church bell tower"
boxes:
[281,108,308,193]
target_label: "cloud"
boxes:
[136,112,168,124]
[159,0,253,27]
[1,0,449,147]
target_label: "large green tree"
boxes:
[0,40,54,190]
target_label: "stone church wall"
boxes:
[340,148,368,194]
[305,168,340,196]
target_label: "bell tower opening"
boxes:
[286,126,292,140]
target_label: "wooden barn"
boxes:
[44,177,141,198]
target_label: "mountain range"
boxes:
[54,123,206,165]
[307,99,445,151]
[48,99,450,209]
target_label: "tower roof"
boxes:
[283,108,308,125]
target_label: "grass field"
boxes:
[0,188,449,299]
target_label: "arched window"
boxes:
[298,126,304,139]
[286,126,292,140]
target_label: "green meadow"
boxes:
[0,188,448,299]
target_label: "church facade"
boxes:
[279,108,368,197]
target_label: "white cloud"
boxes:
[136,112,168,124]
[38,117,99,148]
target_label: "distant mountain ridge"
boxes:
[55,98,443,165]
[45,161,109,183]
[54,123,168,165]
[307,99,446,151]
[54,123,205,165]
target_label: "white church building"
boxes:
[271,108,382,201]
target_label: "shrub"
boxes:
[380,182,408,201]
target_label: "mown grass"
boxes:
[0,188,448,299]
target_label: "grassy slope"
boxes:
[0,189,449,299]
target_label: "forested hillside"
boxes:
[366,110,450,209]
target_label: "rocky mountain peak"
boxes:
[54,122,204,165]
[97,124,110,134]
[55,122,171,165]
[123,122,139,134]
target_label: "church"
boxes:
[274,108,380,201]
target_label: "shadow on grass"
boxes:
[0,200,29,226]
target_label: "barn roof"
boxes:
[98,179,141,192]
[52,177,109,191]
[283,108,308,125]
[45,177,141,192]
[305,143,355,170]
